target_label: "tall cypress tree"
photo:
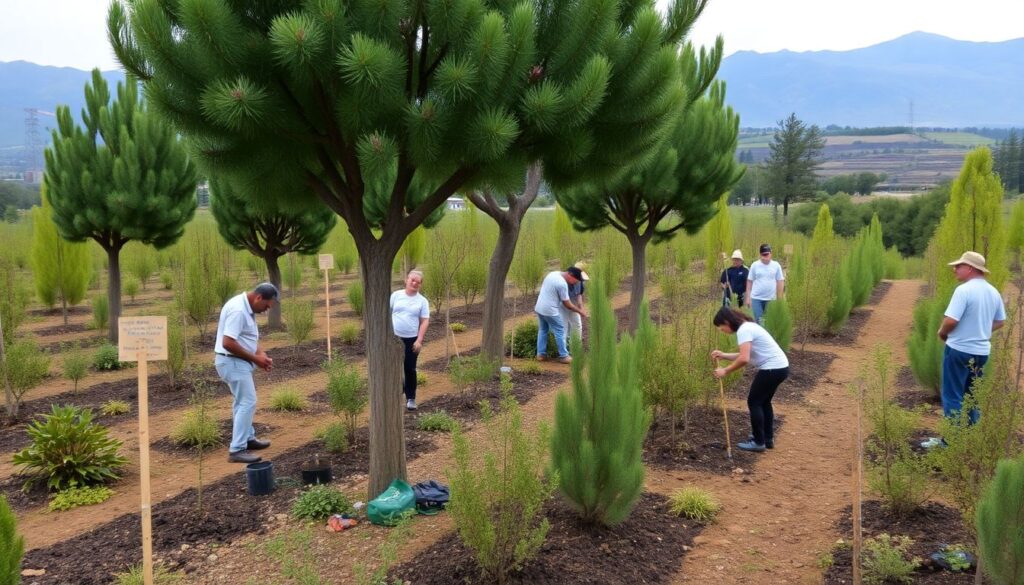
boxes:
[976,457,1024,585]
[44,70,197,343]
[209,178,336,329]
[556,42,744,330]
[110,0,698,496]
[30,184,91,325]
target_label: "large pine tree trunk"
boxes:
[359,240,407,500]
[106,246,122,343]
[264,253,283,330]
[627,234,649,333]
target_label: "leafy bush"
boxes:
[347,281,364,316]
[448,354,496,391]
[113,564,184,585]
[48,485,114,512]
[12,405,129,491]
[977,458,1024,584]
[338,322,360,345]
[91,294,109,331]
[449,322,467,333]
[92,342,123,371]
[284,301,315,347]
[454,257,486,306]
[291,485,352,521]
[505,319,555,359]
[669,487,721,523]
[171,408,220,449]
[100,400,131,416]
[1,494,24,584]
[1,338,51,418]
[123,277,140,302]
[417,411,459,433]
[270,388,307,412]
[861,534,919,585]
[316,422,349,453]
[324,358,366,445]
[62,343,89,392]
[447,381,554,583]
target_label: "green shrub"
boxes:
[284,301,315,347]
[163,317,187,391]
[100,400,131,416]
[505,319,555,358]
[517,362,542,375]
[159,269,174,290]
[91,294,109,331]
[761,297,792,352]
[454,257,486,306]
[417,411,459,433]
[324,359,367,445]
[861,534,919,585]
[977,458,1024,585]
[1,494,24,584]
[1,338,51,418]
[449,322,467,333]
[270,388,307,412]
[827,257,854,332]
[317,422,349,453]
[338,322,360,345]
[123,277,140,302]
[48,485,114,512]
[291,485,352,521]
[447,380,554,583]
[448,354,496,391]
[669,487,721,523]
[92,342,123,371]
[347,281,364,316]
[284,253,303,292]
[12,405,129,491]
[171,408,220,449]
[113,564,184,585]
[907,297,944,396]
[62,343,89,392]
[416,371,428,386]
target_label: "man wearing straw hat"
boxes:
[720,249,749,307]
[922,251,1005,448]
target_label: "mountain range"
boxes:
[1,32,1022,149]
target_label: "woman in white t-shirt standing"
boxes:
[711,307,789,452]
[390,270,430,411]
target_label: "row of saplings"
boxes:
[841,342,1024,585]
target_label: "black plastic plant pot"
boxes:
[246,461,275,496]
[301,465,332,486]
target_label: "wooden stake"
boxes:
[137,350,154,585]
[852,381,863,585]
[324,268,331,362]
[716,360,733,460]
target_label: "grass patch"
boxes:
[417,411,459,433]
[269,388,307,412]
[668,487,721,523]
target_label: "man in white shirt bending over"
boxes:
[535,267,588,364]
[746,243,785,323]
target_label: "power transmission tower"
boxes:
[23,108,55,177]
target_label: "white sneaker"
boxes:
[406,399,416,411]
[920,437,946,449]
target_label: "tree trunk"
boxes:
[106,246,123,344]
[358,240,407,500]
[264,253,283,330]
[627,233,650,332]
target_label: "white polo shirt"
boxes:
[215,292,259,355]
[945,277,1006,356]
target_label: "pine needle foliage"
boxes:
[0,494,23,585]
[762,297,792,352]
[30,185,91,323]
[976,457,1024,585]
[551,280,651,526]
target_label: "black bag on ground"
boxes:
[412,480,450,515]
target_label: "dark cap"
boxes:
[759,244,772,255]
[566,266,584,281]
[254,282,279,300]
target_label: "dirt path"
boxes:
[644,279,921,584]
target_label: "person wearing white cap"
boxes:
[560,261,589,342]
[746,244,785,323]
[922,251,1006,448]
[720,249,749,307]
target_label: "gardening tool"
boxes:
[716,358,733,460]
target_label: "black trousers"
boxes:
[748,367,789,445]
[400,337,419,400]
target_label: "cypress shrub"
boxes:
[0,494,23,585]
[762,297,793,353]
[550,281,650,526]
[906,297,945,396]
[827,256,854,332]
[976,457,1024,585]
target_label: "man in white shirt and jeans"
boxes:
[215,283,277,463]
[535,267,588,364]
[746,243,785,323]
[923,251,1006,448]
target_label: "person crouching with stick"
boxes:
[711,307,789,452]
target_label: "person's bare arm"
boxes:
[714,342,751,378]
[992,320,1005,332]
[562,298,587,318]
[937,317,959,342]
[413,317,429,352]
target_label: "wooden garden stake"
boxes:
[118,316,168,585]
[716,359,733,460]
[852,380,864,585]
[319,254,334,361]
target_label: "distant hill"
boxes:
[718,32,1024,128]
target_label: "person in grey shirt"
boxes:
[215,283,277,463]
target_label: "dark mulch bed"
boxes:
[390,492,701,585]
[824,500,976,584]
[28,305,91,318]
[414,369,567,425]
[30,321,95,337]
[729,349,838,404]
[643,406,781,474]
[421,291,542,345]
[810,280,893,347]
[38,334,107,353]
[895,366,942,411]
[419,346,482,373]
[20,421,439,584]
[151,421,277,456]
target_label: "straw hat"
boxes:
[573,261,590,281]
[947,251,989,273]
[730,249,744,261]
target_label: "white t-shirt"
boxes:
[390,290,430,338]
[535,271,570,317]
[747,260,785,301]
[215,292,258,355]
[736,322,789,370]
[945,277,1006,356]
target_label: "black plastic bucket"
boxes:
[246,461,274,495]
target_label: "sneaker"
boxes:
[737,441,767,452]
[920,437,947,449]
[557,356,572,364]
[406,399,417,411]
[536,354,548,362]
[748,434,774,449]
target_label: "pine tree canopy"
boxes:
[764,112,825,216]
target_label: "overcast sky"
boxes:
[1,0,1022,71]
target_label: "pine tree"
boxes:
[551,282,650,526]
[556,43,744,330]
[110,0,697,497]
[762,296,792,352]
[209,177,336,329]
[44,70,197,343]
[976,457,1024,585]
[764,113,826,220]
[29,184,91,325]
[802,204,837,335]
[827,255,853,332]
[0,494,23,585]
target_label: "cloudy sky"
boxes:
[1,0,1021,70]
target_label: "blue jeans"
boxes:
[215,355,258,453]
[751,299,770,323]
[941,345,987,425]
[536,312,568,358]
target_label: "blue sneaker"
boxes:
[920,437,946,449]
[737,441,766,452]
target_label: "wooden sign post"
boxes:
[119,316,168,585]
[319,254,334,361]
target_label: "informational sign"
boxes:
[118,316,168,362]
[319,253,334,270]
[783,244,794,255]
